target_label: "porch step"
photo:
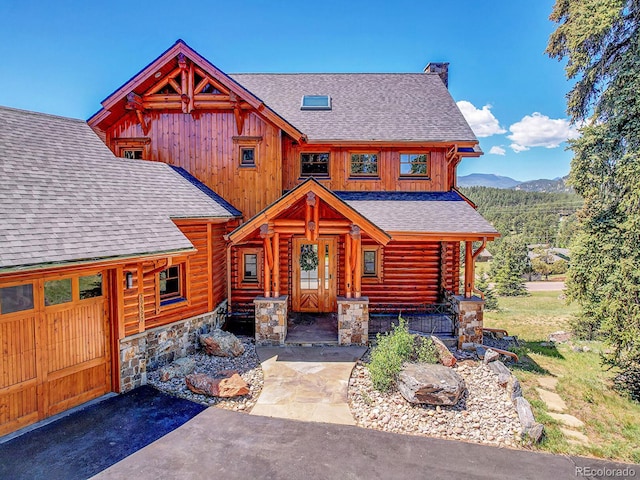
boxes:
[435,335,458,349]
[284,340,340,347]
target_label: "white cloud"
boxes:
[489,146,506,156]
[507,112,580,153]
[456,100,506,137]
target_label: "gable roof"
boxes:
[229,73,477,143]
[227,178,391,246]
[334,191,499,240]
[0,106,239,272]
[89,40,305,142]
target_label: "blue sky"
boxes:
[0,0,575,181]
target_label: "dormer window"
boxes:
[301,95,332,110]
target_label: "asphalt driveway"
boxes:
[0,386,206,480]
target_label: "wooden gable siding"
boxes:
[282,139,450,192]
[106,110,281,218]
[119,222,228,337]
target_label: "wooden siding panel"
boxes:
[107,111,281,218]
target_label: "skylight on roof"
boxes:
[301,95,331,110]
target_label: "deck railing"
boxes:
[368,302,457,337]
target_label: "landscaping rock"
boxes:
[200,329,245,357]
[483,348,500,364]
[185,372,250,398]
[549,331,571,343]
[487,360,511,377]
[186,373,221,396]
[430,335,456,367]
[515,396,536,428]
[476,346,486,360]
[397,363,466,406]
[159,357,196,382]
[523,422,545,443]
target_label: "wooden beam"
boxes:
[464,240,473,298]
[345,234,352,298]
[273,232,280,297]
[188,62,195,113]
[135,111,150,135]
[354,237,362,298]
[125,92,144,111]
[312,197,320,241]
[234,104,245,135]
[263,245,271,298]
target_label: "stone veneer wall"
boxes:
[450,294,485,348]
[337,297,369,346]
[119,301,226,392]
[254,296,288,346]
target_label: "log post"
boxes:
[350,225,362,299]
[312,197,320,241]
[305,192,316,241]
[464,240,473,298]
[273,231,280,297]
[260,224,273,298]
[345,234,352,298]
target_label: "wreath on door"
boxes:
[300,245,319,271]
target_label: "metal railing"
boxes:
[369,302,457,337]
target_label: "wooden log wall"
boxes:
[282,139,450,192]
[119,222,228,337]
[107,110,282,218]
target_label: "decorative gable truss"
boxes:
[125,53,250,135]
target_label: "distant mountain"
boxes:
[512,176,573,193]
[457,173,573,193]
[457,173,520,189]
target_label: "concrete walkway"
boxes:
[93,407,637,480]
[250,345,366,425]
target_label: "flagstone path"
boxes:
[536,376,589,445]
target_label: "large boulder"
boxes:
[185,373,250,398]
[159,357,196,382]
[200,329,245,357]
[397,363,466,406]
[430,335,456,367]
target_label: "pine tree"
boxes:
[548,0,640,398]
[476,273,499,311]
[491,235,529,297]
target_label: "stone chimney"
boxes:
[424,62,449,88]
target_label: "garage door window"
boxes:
[80,274,103,299]
[44,279,72,306]
[0,284,34,314]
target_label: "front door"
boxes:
[292,237,337,312]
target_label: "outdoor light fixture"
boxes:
[125,272,134,289]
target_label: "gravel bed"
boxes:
[348,351,522,448]
[148,337,263,412]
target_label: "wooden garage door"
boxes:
[0,271,111,436]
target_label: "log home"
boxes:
[88,40,498,346]
[1,39,498,435]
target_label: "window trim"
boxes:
[237,248,263,289]
[0,281,36,316]
[300,152,330,178]
[361,246,383,283]
[399,152,430,178]
[349,152,380,178]
[112,137,151,160]
[233,136,262,169]
[156,262,189,310]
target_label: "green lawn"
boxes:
[484,292,640,463]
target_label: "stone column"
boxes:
[450,294,484,348]
[337,297,369,346]
[254,296,288,345]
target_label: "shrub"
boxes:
[369,317,438,391]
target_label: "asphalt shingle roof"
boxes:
[334,191,498,235]
[0,106,239,271]
[229,73,476,142]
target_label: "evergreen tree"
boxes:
[548,0,640,399]
[491,235,529,296]
[476,273,499,311]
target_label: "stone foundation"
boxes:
[254,296,288,345]
[337,297,369,346]
[450,294,484,348]
[118,301,226,392]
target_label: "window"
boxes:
[44,278,72,306]
[80,274,103,299]
[238,248,262,288]
[0,284,34,314]
[159,265,184,305]
[301,153,330,176]
[122,149,143,160]
[399,153,429,176]
[240,147,255,167]
[362,246,383,281]
[350,153,379,176]
[301,95,331,110]
[243,253,258,283]
[113,137,150,160]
